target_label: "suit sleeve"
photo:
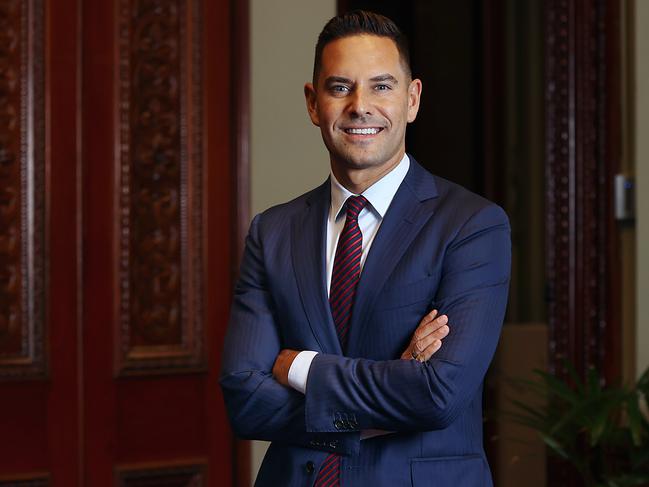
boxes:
[219,214,360,454]
[304,204,511,433]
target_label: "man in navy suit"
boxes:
[221,10,510,486]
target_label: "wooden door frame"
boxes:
[230,0,251,486]
[544,0,622,483]
[544,0,622,385]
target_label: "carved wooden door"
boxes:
[0,0,241,485]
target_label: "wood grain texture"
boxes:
[544,0,621,383]
[82,0,235,483]
[544,0,622,484]
[0,0,45,379]
[115,0,204,375]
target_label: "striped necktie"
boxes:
[314,194,368,487]
[330,195,368,348]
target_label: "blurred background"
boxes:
[0,0,646,485]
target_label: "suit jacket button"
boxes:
[334,419,344,430]
[305,461,315,474]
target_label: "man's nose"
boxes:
[347,88,371,117]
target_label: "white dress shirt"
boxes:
[287,154,410,393]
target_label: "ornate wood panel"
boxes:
[116,462,205,487]
[544,0,621,484]
[115,0,204,375]
[545,0,621,384]
[0,0,237,483]
[0,0,45,378]
[82,0,235,483]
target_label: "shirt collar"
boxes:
[330,153,410,220]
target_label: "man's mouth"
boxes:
[343,127,383,135]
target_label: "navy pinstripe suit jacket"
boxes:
[220,157,511,486]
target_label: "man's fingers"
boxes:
[400,311,450,360]
[418,309,438,328]
[413,313,448,341]
[413,324,449,354]
[416,339,442,362]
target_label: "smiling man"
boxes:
[221,10,511,487]
[304,33,420,193]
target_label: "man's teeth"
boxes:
[346,128,380,135]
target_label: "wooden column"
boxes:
[544,0,622,483]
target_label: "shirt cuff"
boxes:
[287,350,318,394]
[360,429,393,440]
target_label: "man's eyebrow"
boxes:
[370,74,398,84]
[324,76,353,85]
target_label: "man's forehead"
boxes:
[321,34,400,59]
[319,35,406,79]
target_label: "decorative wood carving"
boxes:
[116,0,204,375]
[0,0,46,379]
[544,0,621,484]
[545,0,621,386]
[116,462,205,487]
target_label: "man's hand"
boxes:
[273,349,300,387]
[272,311,448,387]
[400,309,449,362]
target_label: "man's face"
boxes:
[305,35,421,176]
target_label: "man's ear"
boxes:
[406,78,422,123]
[304,82,320,126]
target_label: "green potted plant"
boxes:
[507,364,649,486]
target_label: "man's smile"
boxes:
[342,127,384,136]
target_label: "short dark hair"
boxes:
[312,10,411,85]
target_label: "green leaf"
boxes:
[533,369,579,402]
[627,393,645,446]
[565,361,585,394]
[508,398,546,421]
[636,367,649,393]
[496,363,649,483]
[605,474,649,487]
[588,391,628,445]
[539,432,571,460]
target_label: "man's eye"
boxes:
[375,84,391,91]
[331,85,350,93]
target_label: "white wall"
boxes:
[635,1,649,376]
[250,0,336,482]
[251,0,336,217]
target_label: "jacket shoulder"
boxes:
[252,181,328,234]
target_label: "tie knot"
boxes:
[345,195,368,220]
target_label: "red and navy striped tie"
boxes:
[314,195,368,487]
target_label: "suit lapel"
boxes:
[291,180,342,355]
[346,160,439,357]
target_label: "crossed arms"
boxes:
[219,204,510,454]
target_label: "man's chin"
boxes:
[337,153,388,170]
[347,156,401,173]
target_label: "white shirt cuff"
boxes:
[360,429,393,440]
[287,350,318,394]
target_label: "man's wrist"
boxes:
[287,350,318,393]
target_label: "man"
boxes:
[221,10,510,487]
